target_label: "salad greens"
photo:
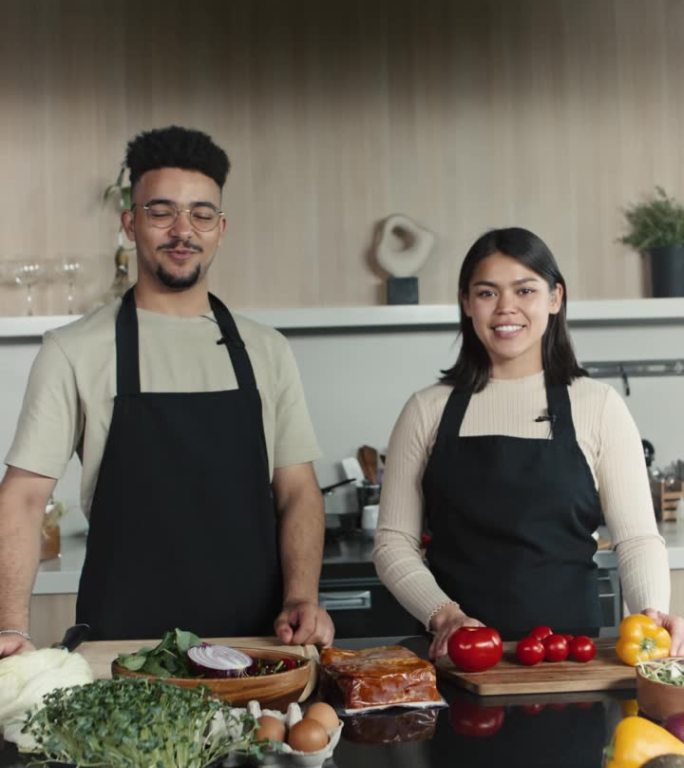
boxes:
[638,659,684,686]
[116,628,201,677]
[116,628,304,679]
[22,677,257,767]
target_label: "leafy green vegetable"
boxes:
[22,677,257,767]
[638,659,684,686]
[116,629,305,681]
[116,628,202,678]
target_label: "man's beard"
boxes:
[156,264,202,289]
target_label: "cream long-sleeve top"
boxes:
[373,371,670,629]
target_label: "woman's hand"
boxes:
[643,608,684,655]
[428,602,485,660]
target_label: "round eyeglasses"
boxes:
[132,202,224,232]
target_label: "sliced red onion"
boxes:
[187,643,253,678]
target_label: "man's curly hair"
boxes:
[126,126,230,190]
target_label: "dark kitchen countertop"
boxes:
[324,530,376,562]
[0,634,631,768]
[330,634,629,768]
[322,530,377,581]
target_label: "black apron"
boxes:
[76,289,282,640]
[423,380,602,639]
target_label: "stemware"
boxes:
[52,256,87,315]
[5,258,43,315]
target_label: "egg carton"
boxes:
[222,700,343,768]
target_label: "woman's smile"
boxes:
[491,322,525,339]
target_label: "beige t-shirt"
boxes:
[373,372,670,628]
[6,299,321,517]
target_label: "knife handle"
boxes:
[53,623,90,651]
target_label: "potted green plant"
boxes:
[620,186,684,297]
[97,165,133,304]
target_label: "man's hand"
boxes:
[428,602,485,660]
[274,600,335,647]
[643,608,684,655]
[0,632,35,658]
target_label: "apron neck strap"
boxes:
[545,381,575,442]
[441,377,576,441]
[116,288,140,395]
[209,293,257,391]
[115,288,256,395]
[442,387,471,434]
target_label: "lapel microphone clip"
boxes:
[216,336,245,349]
[534,412,557,424]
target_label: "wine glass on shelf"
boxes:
[5,258,44,316]
[51,256,88,315]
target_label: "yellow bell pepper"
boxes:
[620,698,639,718]
[615,613,671,666]
[604,716,684,768]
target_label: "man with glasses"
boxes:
[0,126,334,651]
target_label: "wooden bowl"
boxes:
[112,646,311,712]
[636,659,684,721]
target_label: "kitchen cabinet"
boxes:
[321,534,622,638]
[321,534,423,638]
[28,540,422,645]
[29,593,76,648]
[319,573,422,638]
[29,572,617,646]
[670,569,684,616]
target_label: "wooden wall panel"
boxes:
[1,0,683,314]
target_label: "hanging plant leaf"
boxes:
[103,164,131,209]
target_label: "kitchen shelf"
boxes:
[585,359,684,378]
[1,297,684,339]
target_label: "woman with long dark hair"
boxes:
[374,227,680,658]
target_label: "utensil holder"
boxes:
[357,483,381,510]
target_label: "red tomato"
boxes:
[520,703,545,715]
[560,633,574,645]
[543,634,570,662]
[515,636,545,666]
[529,625,554,642]
[447,626,503,672]
[450,699,505,737]
[568,635,596,663]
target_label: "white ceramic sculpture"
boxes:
[375,214,435,277]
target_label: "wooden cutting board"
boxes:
[77,636,320,701]
[436,639,635,695]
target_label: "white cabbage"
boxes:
[0,648,93,750]
[2,716,39,752]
